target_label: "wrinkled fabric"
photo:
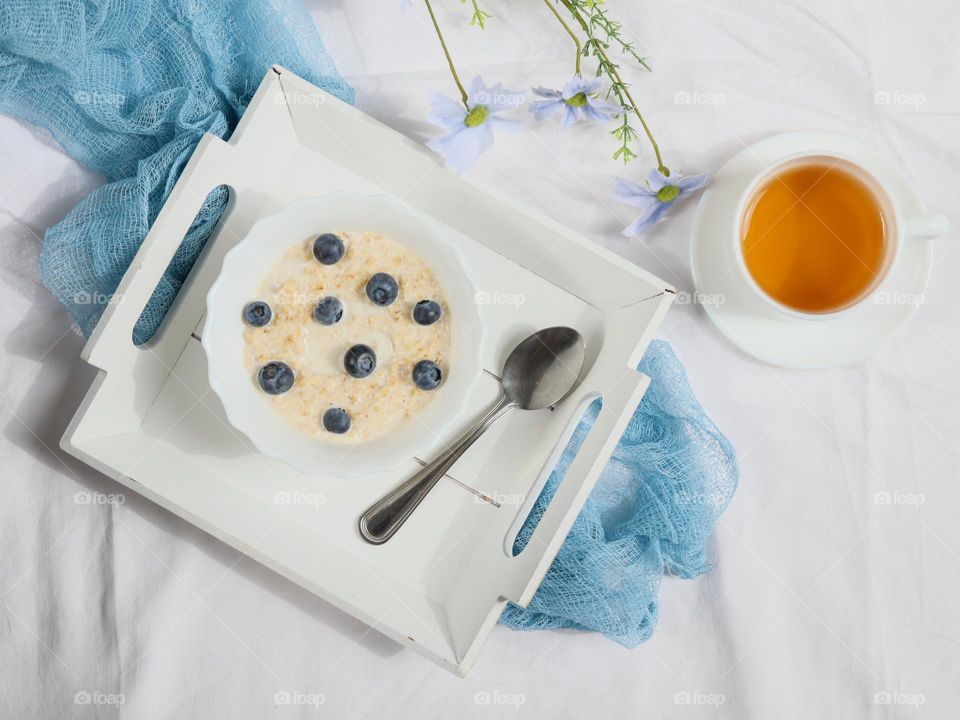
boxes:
[0,1,736,651]
[0,0,354,343]
[502,340,738,646]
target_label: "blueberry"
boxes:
[313,296,343,325]
[412,300,442,326]
[365,272,399,306]
[412,360,442,390]
[344,344,377,378]
[258,361,295,395]
[313,233,345,265]
[322,407,352,434]
[243,301,272,327]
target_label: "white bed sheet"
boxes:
[1,1,958,717]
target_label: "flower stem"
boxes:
[425,0,469,108]
[542,0,581,76]
[560,0,667,174]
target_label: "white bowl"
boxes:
[203,193,484,476]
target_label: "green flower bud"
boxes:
[464,104,489,127]
[656,184,680,203]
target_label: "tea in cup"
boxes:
[736,154,947,318]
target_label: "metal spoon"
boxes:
[358,326,585,545]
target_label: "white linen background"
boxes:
[1,0,958,717]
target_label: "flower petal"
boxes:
[468,76,487,99]
[531,86,563,100]
[581,102,615,124]
[611,177,656,206]
[426,93,467,131]
[580,77,604,96]
[427,125,494,174]
[559,103,578,129]
[675,173,711,192]
[479,80,503,107]
[529,98,565,121]
[647,168,670,191]
[561,75,588,100]
[622,200,670,237]
[463,78,524,112]
[586,96,623,117]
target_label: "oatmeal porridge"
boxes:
[243,230,450,442]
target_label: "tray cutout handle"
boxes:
[131,184,231,345]
[84,135,235,370]
[505,393,602,557]
[503,368,651,608]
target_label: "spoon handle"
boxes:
[358,392,515,544]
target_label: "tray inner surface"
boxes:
[64,66,671,672]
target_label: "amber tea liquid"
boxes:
[740,161,890,314]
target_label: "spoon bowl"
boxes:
[503,326,585,410]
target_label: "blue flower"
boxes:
[611,169,710,236]
[529,75,623,128]
[426,77,521,174]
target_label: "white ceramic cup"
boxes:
[733,152,949,320]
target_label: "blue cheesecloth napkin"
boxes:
[0,0,353,342]
[0,0,737,647]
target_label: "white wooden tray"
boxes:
[61,66,673,676]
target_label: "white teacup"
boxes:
[732,151,948,321]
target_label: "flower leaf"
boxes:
[460,0,492,29]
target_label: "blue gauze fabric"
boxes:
[0,0,354,343]
[0,1,737,647]
[501,340,738,646]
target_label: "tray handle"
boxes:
[84,134,235,370]
[503,365,651,607]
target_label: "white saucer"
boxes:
[690,132,934,369]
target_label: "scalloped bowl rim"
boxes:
[202,193,485,477]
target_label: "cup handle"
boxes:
[904,213,950,239]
